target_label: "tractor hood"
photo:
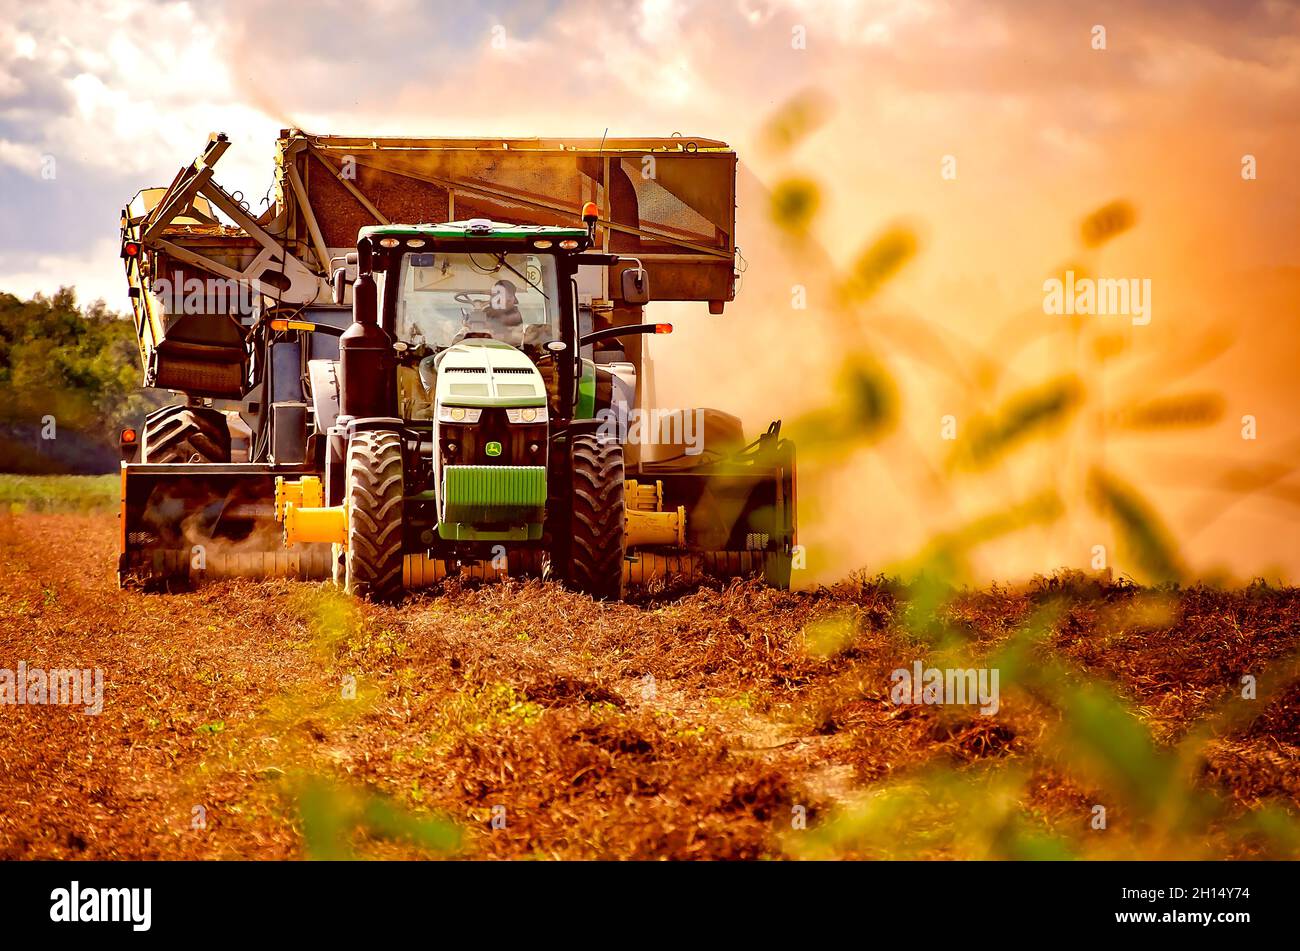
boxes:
[434,339,547,409]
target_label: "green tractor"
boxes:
[271,209,796,601]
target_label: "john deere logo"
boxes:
[485,441,502,457]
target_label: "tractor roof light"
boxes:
[581,201,599,242]
[558,239,580,250]
[533,239,553,249]
[378,237,401,248]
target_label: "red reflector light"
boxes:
[122,242,140,257]
[655,323,673,334]
[120,428,137,443]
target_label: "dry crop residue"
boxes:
[1,512,1297,859]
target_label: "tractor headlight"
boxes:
[438,405,482,424]
[505,406,547,424]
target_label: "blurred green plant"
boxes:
[1110,392,1225,430]
[791,764,1074,860]
[753,107,1299,860]
[841,226,919,303]
[770,177,822,234]
[790,601,1300,860]
[1087,468,1185,585]
[297,775,461,860]
[758,88,833,155]
[786,354,898,449]
[947,376,1084,472]
[1080,199,1137,248]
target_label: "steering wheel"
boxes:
[454,291,491,307]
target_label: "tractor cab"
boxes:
[359,219,595,425]
[335,215,656,417]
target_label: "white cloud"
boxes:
[2,0,271,180]
[12,31,37,59]
[0,139,45,175]
[1,237,126,309]
[639,0,685,44]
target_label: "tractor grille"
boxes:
[441,465,547,524]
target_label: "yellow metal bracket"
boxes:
[274,475,324,521]
[275,476,343,548]
[623,479,685,548]
[284,504,348,548]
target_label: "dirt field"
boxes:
[1,510,1297,860]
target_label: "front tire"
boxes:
[344,430,404,602]
[566,434,625,600]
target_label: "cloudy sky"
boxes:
[2,0,1297,580]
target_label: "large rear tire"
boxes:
[344,430,405,602]
[566,434,625,600]
[141,405,231,464]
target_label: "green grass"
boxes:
[0,474,119,514]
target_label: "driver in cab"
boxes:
[408,279,526,417]
[464,279,524,341]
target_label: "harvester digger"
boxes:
[117,131,795,600]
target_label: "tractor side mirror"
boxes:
[331,254,358,305]
[621,266,650,305]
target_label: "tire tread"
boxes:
[345,430,405,602]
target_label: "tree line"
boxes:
[0,288,164,473]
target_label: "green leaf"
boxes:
[1080,199,1136,248]
[949,376,1083,471]
[1087,468,1184,584]
[770,177,822,233]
